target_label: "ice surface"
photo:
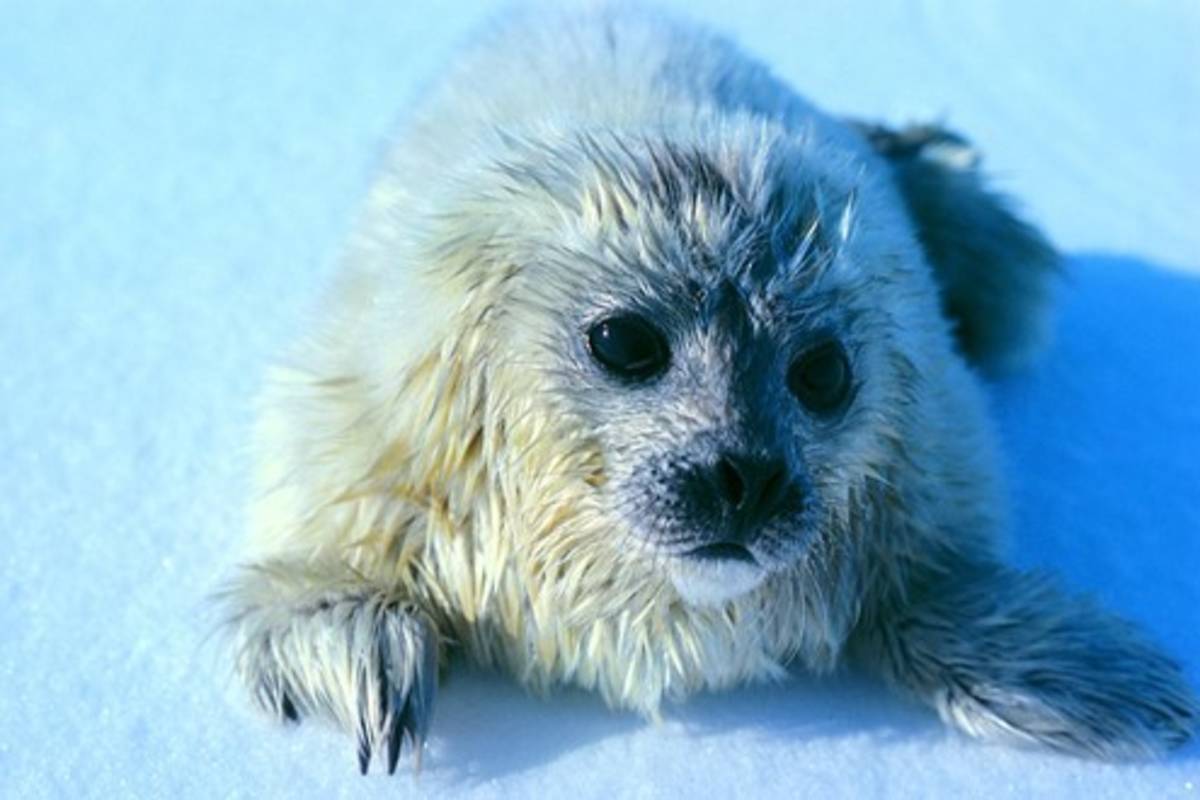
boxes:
[2,1,1197,798]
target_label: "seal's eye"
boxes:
[587,314,670,381]
[788,340,852,415]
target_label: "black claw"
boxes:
[351,616,437,776]
[386,712,404,775]
[393,695,422,777]
[357,726,371,775]
[280,693,299,723]
[398,695,417,745]
[357,742,370,775]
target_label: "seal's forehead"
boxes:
[566,137,857,299]
[495,128,873,331]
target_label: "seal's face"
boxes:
[579,282,854,605]
[517,136,894,606]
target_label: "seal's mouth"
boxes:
[668,545,767,606]
[685,542,756,564]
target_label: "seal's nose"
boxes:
[712,453,791,525]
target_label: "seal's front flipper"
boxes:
[852,560,1197,758]
[220,559,439,775]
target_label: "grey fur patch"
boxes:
[852,561,1198,759]
[854,121,1060,373]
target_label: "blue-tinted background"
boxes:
[3,1,1198,797]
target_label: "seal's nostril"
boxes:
[760,462,790,511]
[716,457,746,508]
[712,454,792,519]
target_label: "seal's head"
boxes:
[447,125,935,611]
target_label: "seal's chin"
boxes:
[667,547,768,606]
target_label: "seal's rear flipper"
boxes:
[852,122,1060,373]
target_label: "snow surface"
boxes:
[2,1,1198,797]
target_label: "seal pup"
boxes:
[220,5,1197,772]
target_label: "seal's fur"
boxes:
[221,6,1196,771]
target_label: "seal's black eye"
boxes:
[788,340,852,415]
[587,314,670,381]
